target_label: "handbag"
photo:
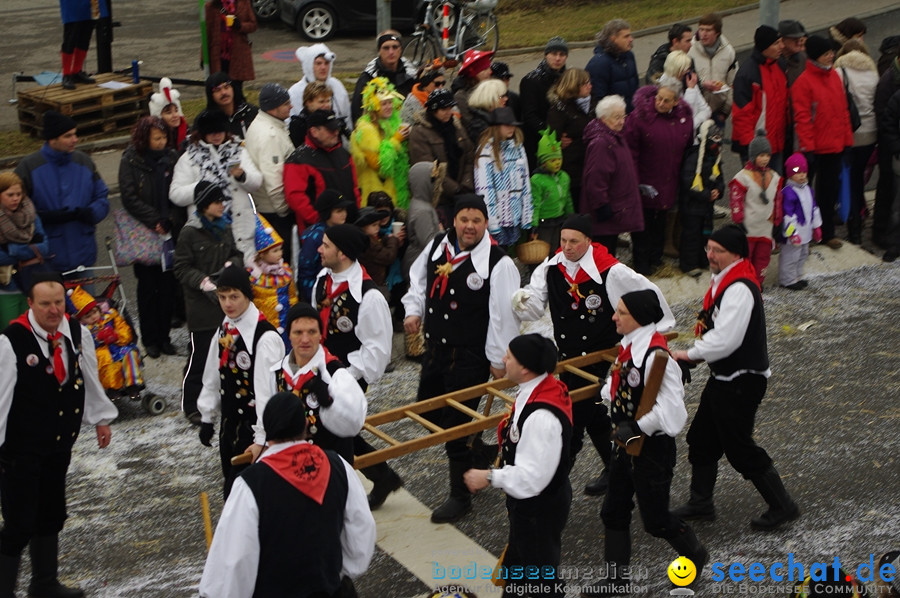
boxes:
[112,208,163,266]
[841,68,862,132]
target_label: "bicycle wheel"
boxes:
[458,13,499,55]
[406,32,442,68]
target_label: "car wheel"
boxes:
[251,0,279,22]
[297,4,336,41]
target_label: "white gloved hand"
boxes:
[511,289,530,312]
[200,276,217,292]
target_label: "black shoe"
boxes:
[72,71,95,84]
[430,496,472,523]
[160,341,177,355]
[782,282,805,291]
[367,469,403,510]
[61,75,75,90]
[144,344,161,358]
[884,250,899,263]
[750,466,800,530]
[584,469,609,496]
[185,411,202,426]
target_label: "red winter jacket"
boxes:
[732,51,789,153]
[791,61,854,155]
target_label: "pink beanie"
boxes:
[785,153,808,175]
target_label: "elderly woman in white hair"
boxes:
[580,94,643,256]
[464,78,508,144]
[288,44,352,133]
[660,50,711,135]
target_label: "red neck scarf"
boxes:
[12,313,68,384]
[317,268,372,338]
[430,245,470,299]
[283,348,339,393]
[261,443,331,505]
[554,243,619,306]
[608,332,668,403]
[696,260,759,336]
[219,311,266,367]
[497,375,573,446]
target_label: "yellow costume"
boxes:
[249,215,298,348]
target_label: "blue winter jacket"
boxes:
[14,144,109,271]
[585,46,640,112]
[60,0,109,24]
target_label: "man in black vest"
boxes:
[403,194,520,523]
[277,303,367,464]
[199,392,375,598]
[671,226,800,530]
[197,265,285,499]
[583,291,705,596]
[313,224,401,508]
[0,272,117,598]
[465,334,572,598]
[512,215,674,497]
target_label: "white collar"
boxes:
[223,303,262,354]
[279,345,333,383]
[430,231,493,279]
[263,439,313,453]
[29,311,74,346]
[620,324,658,368]
[317,261,365,303]
[546,247,605,284]
[513,372,548,426]
[710,258,744,295]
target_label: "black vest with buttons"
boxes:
[217,319,278,453]
[423,232,505,349]
[315,274,379,365]
[3,321,85,455]
[707,278,769,377]
[275,359,353,462]
[610,337,669,428]
[546,265,620,358]
[241,448,348,598]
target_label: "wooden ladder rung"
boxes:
[563,364,599,384]
[486,387,515,404]
[405,410,443,433]
[445,398,485,420]
[362,423,401,446]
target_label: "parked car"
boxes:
[278,0,425,41]
[252,0,281,22]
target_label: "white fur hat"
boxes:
[149,77,183,117]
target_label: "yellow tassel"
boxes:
[691,173,704,192]
[713,163,721,178]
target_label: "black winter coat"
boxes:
[118,146,183,238]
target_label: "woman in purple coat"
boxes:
[624,80,694,274]
[580,95,643,257]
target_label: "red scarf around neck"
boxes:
[702,259,759,313]
[261,443,331,504]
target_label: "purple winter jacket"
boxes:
[623,85,694,210]
[580,118,644,236]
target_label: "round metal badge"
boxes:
[466,273,484,290]
[627,368,641,387]
[26,354,39,367]
[306,394,320,410]
[509,425,519,443]
[585,294,602,310]
[336,316,354,333]
[236,351,252,370]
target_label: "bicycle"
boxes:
[406,0,499,67]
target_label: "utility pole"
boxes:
[376,0,391,33]
[759,0,779,28]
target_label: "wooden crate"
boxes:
[17,73,152,139]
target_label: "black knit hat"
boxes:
[620,289,664,326]
[355,206,389,228]
[754,25,781,53]
[426,88,457,111]
[453,194,488,218]
[28,271,65,294]
[194,180,226,211]
[324,224,369,261]
[42,110,77,140]
[308,109,343,130]
[561,214,592,238]
[508,334,558,375]
[285,302,322,333]
[194,110,230,136]
[805,35,833,61]
[491,61,513,80]
[545,36,569,55]
[258,82,291,112]
[214,263,253,299]
[263,392,308,441]
[709,224,749,257]
[315,189,354,222]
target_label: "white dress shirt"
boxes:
[277,345,367,438]
[312,261,392,385]
[198,303,286,445]
[513,248,675,333]
[600,324,687,437]
[402,231,521,368]
[0,312,118,445]
[199,441,376,598]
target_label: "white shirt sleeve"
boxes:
[486,257,523,368]
[251,331,287,445]
[320,368,368,438]
[345,289,392,384]
[683,86,712,132]
[340,458,376,579]
[198,333,223,425]
[401,241,431,319]
[605,264,676,333]
[634,351,687,437]
[0,336,17,446]
[199,477,259,598]
[687,283,753,363]
[512,259,550,322]
[491,409,562,500]
[77,324,119,426]
[169,153,200,208]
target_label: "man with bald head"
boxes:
[0,272,117,597]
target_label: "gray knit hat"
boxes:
[748,129,772,161]
[258,83,291,112]
[545,36,569,55]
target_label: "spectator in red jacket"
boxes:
[732,26,788,166]
[791,35,855,249]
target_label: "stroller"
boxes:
[62,242,166,415]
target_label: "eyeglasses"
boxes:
[433,80,446,87]
[704,245,728,254]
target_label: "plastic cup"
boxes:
[391,222,403,236]
[225,14,235,26]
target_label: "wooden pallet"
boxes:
[17,73,152,139]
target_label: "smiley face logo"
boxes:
[668,556,697,586]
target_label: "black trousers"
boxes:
[502,483,572,598]
[600,435,682,539]
[133,263,176,348]
[562,363,611,467]
[61,20,94,53]
[679,210,712,272]
[686,374,773,478]
[182,329,216,415]
[259,211,295,261]
[847,145,875,241]
[807,152,843,242]
[0,450,71,556]
[219,418,253,500]
[873,137,895,240]
[417,344,490,462]
[630,208,667,275]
